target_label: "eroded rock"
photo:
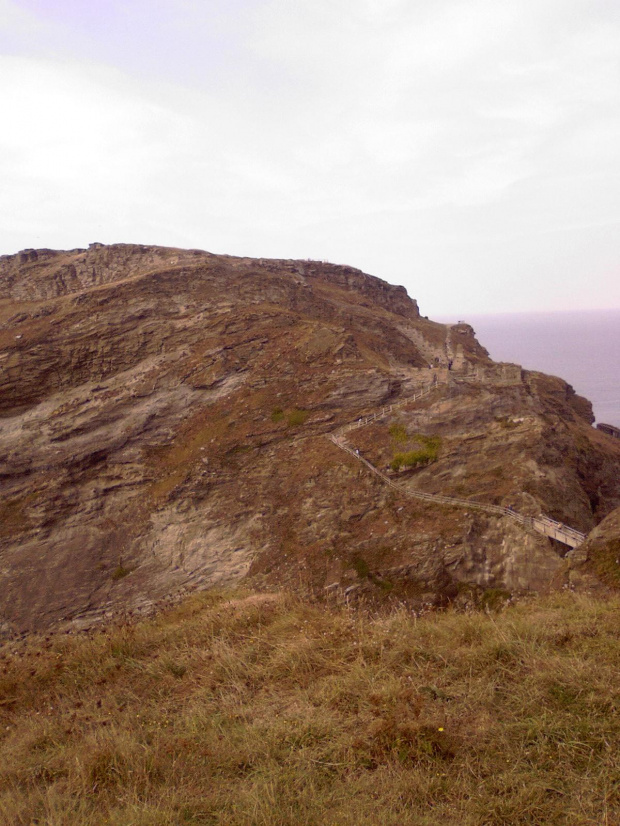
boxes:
[1,244,619,633]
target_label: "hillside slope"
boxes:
[1,244,620,633]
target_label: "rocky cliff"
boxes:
[1,244,620,634]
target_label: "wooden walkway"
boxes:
[329,387,586,550]
[340,381,442,434]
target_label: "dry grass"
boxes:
[1,589,620,825]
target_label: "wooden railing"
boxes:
[340,380,445,433]
[328,390,586,550]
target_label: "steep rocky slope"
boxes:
[568,505,620,592]
[1,244,619,634]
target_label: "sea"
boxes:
[438,309,620,429]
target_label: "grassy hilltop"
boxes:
[1,589,620,825]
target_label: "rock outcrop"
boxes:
[568,506,620,592]
[1,244,619,634]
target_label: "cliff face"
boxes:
[568,505,620,592]
[1,244,619,634]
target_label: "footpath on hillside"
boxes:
[328,380,586,550]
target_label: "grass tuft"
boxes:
[270,406,285,423]
[286,408,309,427]
[391,434,442,471]
[111,563,131,581]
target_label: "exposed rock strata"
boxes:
[1,244,619,634]
[568,506,620,592]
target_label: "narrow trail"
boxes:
[339,380,444,434]
[328,383,586,550]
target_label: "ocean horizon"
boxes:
[438,309,620,429]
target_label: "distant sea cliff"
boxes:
[441,309,620,428]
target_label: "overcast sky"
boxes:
[1,0,618,316]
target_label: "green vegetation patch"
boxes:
[270,406,285,423]
[111,562,131,581]
[287,408,309,427]
[391,434,442,471]
[269,406,310,427]
[350,555,394,593]
[480,587,512,611]
[389,422,408,444]
[352,555,371,579]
